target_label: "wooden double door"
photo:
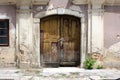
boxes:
[40,15,81,67]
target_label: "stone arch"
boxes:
[34,8,83,18]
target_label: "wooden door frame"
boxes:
[34,8,87,68]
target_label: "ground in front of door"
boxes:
[0,67,120,80]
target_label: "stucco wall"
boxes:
[0,5,16,68]
[104,6,120,69]
[104,6,120,48]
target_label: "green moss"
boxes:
[97,65,103,69]
[15,71,19,73]
[84,58,96,69]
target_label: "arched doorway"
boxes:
[40,15,81,67]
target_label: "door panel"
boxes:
[40,15,80,67]
[60,16,80,66]
[40,16,60,66]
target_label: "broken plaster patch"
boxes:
[109,41,120,57]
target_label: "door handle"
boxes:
[58,38,64,49]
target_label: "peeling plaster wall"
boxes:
[0,5,16,67]
[104,6,120,69]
